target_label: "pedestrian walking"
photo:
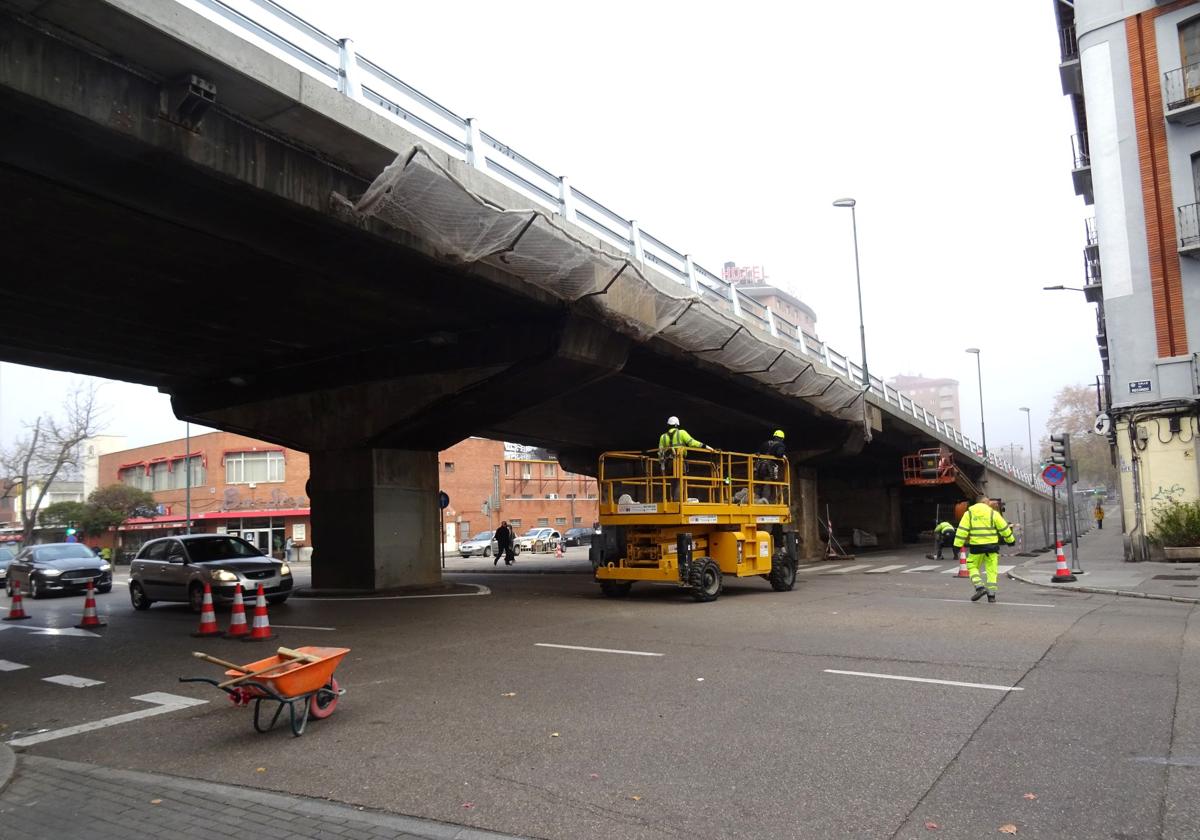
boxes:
[1094,502,1105,530]
[494,521,515,566]
[953,495,1016,604]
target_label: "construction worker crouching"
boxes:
[932,520,956,561]
[953,495,1015,603]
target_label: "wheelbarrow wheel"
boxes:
[309,677,340,720]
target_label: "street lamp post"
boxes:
[966,348,987,459]
[833,197,869,388]
[1019,407,1034,482]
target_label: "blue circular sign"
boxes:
[439,491,450,510]
[1042,464,1066,487]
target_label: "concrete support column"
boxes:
[789,462,821,560]
[308,449,440,591]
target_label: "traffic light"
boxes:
[65,523,76,537]
[1049,434,1070,468]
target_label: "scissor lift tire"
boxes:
[767,551,797,592]
[599,581,633,598]
[689,557,722,602]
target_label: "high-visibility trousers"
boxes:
[967,551,999,593]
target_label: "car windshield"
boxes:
[472,532,493,541]
[522,529,543,538]
[0,548,14,562]
[33,544,95,562]
[185,537,264,563]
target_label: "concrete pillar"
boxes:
[789,462,821,560]
[308,449,440,591]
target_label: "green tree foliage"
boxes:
[84,484,157,532]
[1040,384,1116,488]
[39,500,88,529]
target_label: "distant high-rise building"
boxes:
[887,374,961,428]
[723,262,818,336]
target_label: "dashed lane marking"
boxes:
[535,643,664,657]
[864,565,907,574]
[7,692,208,748]
[0,660,29,671]
[43,675,104,688]
[823,669,1024,692]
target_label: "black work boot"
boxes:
[493,555,498,566]
[971,586,987,602]
[987,593,997,603]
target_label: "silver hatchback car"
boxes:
[128,534,293,612]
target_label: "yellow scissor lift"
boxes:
[593,448,798,602]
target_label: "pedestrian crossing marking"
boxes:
[998,565,1014,574]
[864,565,906,574]
[43,674,103,688]
[902,565,942,573]
[822,564,870,575]
[799,564,844,573]
[0,659,29,671]
[797,561,1021,577]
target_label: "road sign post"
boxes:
[1042,464,1065,551]
[439,491,450,570]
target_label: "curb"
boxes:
[1007,568,1200,605]
[0,742,16,796]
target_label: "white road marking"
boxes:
[8,692,208,747]
[299,583,490,601]
[902,564,942,573]
[934,598,1055,608]
[798,564,845,574]
[535,643,663,657]
[272,624,336,631]
[998,565,1015,574]
[19,625,100,638]
[821,565,870,575]
[941,566,968,574]
[823,669,1023,692]
[0,660,29,671]
[864,565,906,574]
[43,675,104,688]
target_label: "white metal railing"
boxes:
[172,0,1041,492]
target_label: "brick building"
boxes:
[437,439,598,546]
[99,431,312,560]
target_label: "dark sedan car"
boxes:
[562,527,595,547]
[0,545,15,584]
[128,534,293,612]
[5,543,113,598]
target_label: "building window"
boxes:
[521,463,532,480]
[171,456,206,490]
[460,520,470,538]
[566,493,576,499]
[510,519,522,529]
[521,494,534,500]
[504,462,512,476]
[444,462,455,473]
[544,464,556,478]
[538,517,549,527]
[574,517,583,525]
[119,466,146,490]
[226,451,285,484]
[555,517,566,525]
[151,461,170,491]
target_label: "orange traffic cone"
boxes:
[74,580,106,629]
[1051,541,1077,582]
[225,584,249,638]
[955,548,970,578]
[242,583,276,642]
[192,582,222,637]
[3,582,32,621]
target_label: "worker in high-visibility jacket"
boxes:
[933,520,956,560]
[953,495,1016,603]
[657,416,712,502]
[658,416,708,451]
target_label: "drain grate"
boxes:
[1153,574,1200,581]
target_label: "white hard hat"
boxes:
[667,416,680,427]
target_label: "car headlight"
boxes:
[280,563,291,576]
[212,570,238,583]
[99,563,111,572]
[39,569,63,577]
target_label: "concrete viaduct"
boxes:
[0,0,1055,591]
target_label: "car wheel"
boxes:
[28,577,41,599]
[484,547,491,557]
[267,595,288,606]
[188,583,205,614]
[129,582,153,611]
[98,583,112,594]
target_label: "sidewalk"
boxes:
[0,745,524,840]
[1008,521,1200,604]
[442,545,592,574]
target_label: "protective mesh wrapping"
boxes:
[354,147,866,427]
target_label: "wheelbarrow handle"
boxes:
[192,652,251,672]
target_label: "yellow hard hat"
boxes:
[772,429,785,439]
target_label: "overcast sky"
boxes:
[0,1,1095,460]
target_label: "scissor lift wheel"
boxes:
[689,557,722,602]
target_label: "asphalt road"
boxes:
[1,548,1197,840]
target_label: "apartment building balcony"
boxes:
[1071,133,1093,204]
[1164,63,1200,125]
[1083,217,1102,304]
[1058,24,1082,96]
[1178,202,1200,259]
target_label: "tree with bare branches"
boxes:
[0,383,104,544]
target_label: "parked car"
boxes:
[562,527,594,547]
[5,543,113,598]
[128,534,293,612]
[0,546,14,584]
[516,527,561,553]
[460,531,497,558]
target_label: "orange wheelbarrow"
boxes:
[181,646,349,737]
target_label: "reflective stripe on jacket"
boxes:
[658,428,703,450]
[953,503,1014,549]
